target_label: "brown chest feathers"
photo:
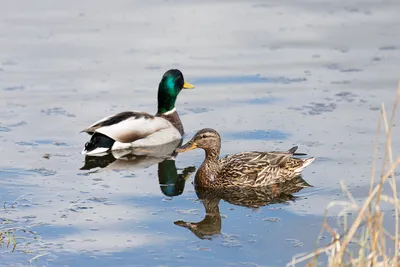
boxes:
[156,110,184,135]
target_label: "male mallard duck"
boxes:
[175,128,315,188]
[81,69,195,155]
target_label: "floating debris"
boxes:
[286,238,303,248]
[28,168,57,176]
[40,107,75,118]
[263,217,281,223]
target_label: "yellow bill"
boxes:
[175,141,197,153]
[183,81,195,89]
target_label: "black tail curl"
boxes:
[288,146,308,156]
[84,133,115,153]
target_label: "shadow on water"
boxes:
[174,177,312,240]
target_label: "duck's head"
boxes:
[175,128,221,153]
[157,69,195,114]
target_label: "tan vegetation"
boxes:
[1,196,44,260]
[288,83,400,266]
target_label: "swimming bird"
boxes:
[81,69,195,155]
[175,128,315,188]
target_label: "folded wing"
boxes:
[82,111,172,143]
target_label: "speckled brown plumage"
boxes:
[175,128,315,188]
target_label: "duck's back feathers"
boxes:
[269,146,308,156]
[82,111,172,143]
[83,112,153,134]
[215,149,314,187]
[81,111,183,155]
[219,152,292,182]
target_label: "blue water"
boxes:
[192,75,307,85]
[0,128,320,267]
[2,0,400,266]
[226,130,290,141]
[0,171,323,266]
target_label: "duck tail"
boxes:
[81,133,115,155]
[294,157,315,173]
[287,146,308,156]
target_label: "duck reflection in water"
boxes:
[80,140,195,197]
[174,176,311,240]
[158,159,195,197]
[81,139,182,171]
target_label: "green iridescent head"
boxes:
[157,69,195,114]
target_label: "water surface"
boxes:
[1,0,400,266]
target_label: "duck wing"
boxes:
[220,151,292,171]
[269,146,308,156]
[218,151,294,186]
[81,111,172,143]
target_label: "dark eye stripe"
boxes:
[199,133,217,139]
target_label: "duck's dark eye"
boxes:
[200,135,205,139]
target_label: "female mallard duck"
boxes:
[81,69,195,155]
[175,128,315,188]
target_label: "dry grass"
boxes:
[288,82,400,267]
[1,195,45,260]
[0,227,17,252]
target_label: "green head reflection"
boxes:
[158,159,196,197]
